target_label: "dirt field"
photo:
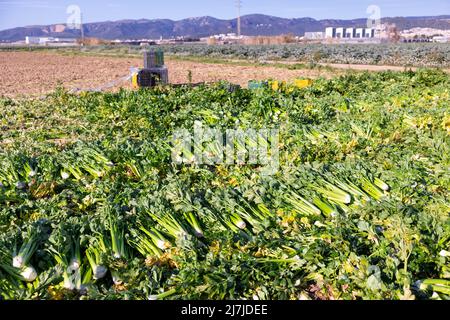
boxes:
[0,51,337,98]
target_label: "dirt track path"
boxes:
[260,59,449,73]
[317,63,450,73]
[319,63,416,72]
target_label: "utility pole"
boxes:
[80,12,85,46]
[236,0,242,38]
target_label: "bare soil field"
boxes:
[0,52,337,98]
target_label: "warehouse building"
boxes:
[345,28,355,38]
[325,27,375,39]
[325,27,336,38]
[355,28,364,38]
[304,32,325,40]
[365,28,375,38]
[25,36,77,45]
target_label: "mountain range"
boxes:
[1,14,449,42]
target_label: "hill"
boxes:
[0,14,449,41]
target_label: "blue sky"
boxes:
[0,0,449,30]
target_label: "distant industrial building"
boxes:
[336,27,345,38]
[306,27,377,42]
[365,28,375,38]
[355,28,364,38]
[25,36,77,45]
[400,27,450,43]
[325,27,376,39]
[325,28,334,38]
[433,36,450,43]
[25,37,49,44]
[345,28,355,38]
[304,32,325,40]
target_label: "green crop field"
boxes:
[3,43,449,68]
[156,43,450,68]
[0,69,449,300]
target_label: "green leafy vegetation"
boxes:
[0,69,449,300]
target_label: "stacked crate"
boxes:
[132,50,169,88]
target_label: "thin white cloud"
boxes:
[0,1,64,9]
[107,3,121,8]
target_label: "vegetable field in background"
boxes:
[159,43,450,67]
[3,43,449,68]
[57,43,450,68]
[0,70,449,300]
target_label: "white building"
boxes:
[25,36,77,45]
[345,28,355,38]
[365,28,375,38]
[304,32,325,40]
[335,27,344,38]
[25,36,50,44]
[325,27,335,38]
[355,28,364,38]
[323,27,376,40]
[433,36,450,43]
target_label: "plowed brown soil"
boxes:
[0,51,335,98]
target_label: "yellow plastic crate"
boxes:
[270,80,286,91]
[294,79,313,89]
[132,73,139,89]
